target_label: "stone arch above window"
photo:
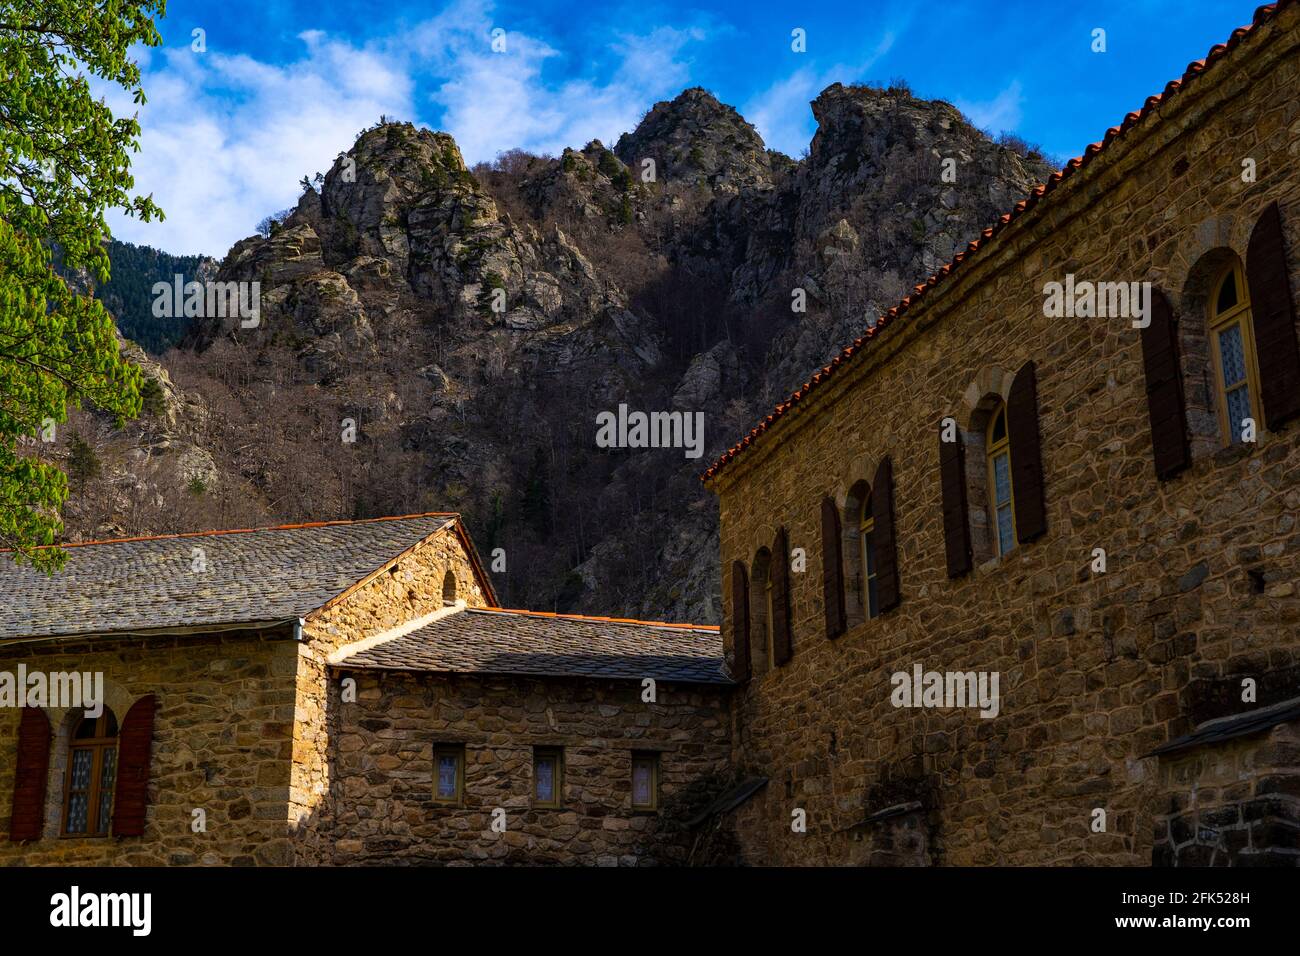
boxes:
[1180,246,1254,456]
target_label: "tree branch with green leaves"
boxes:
[0,0,166,570]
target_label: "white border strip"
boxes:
[327,601,466,664]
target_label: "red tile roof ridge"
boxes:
[469,606,721,632]
[7,512,461,552]
[701,1,1289,484]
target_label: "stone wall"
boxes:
[0,630,298,865]
[290,524,492,863]
[324,668,732,865]
[1153,723,1300,866]
[710,7,1300,865]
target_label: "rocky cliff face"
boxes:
[69,84,1054,622]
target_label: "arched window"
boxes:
[748,548,772,677]
[441,569,458,606]
[986,402,1016,556]
[1207,258,1261,445]
[62,709,118,836]
[859,492,879,619]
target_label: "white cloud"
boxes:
[104,0,714,257]
[742,30,897,157]
[953,80,1025,136]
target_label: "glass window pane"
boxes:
[66,793,89,834]
[535,757,555,802]
[1226,386,1252,444]
[99,747,117,790]
[632,761,653,806]
[997,503,1015,555]
[991,408,1006,443]
[436,753,459,799]
[1216,270,1238,313]
[70,748,93,790]
[993,452,1012,506]
[96,790,113,834]
[1218,324,1247,388]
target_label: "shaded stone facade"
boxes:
[706,5,1300,865]
[322,670,732,865]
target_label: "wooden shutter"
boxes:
[939,428,972,578]
[8,707,51,842]
[112,695,156,838]
[1008,361,1048,543]
[872,457,901,612]
[1246,201,1300,430]
[771,528,793,666]
[821,498,846,638]
[1140,288,1191,480]
[730,560,751,680]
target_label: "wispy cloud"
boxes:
[953,80,1025,136]
[741,29,897,157]
[104,0,715,257]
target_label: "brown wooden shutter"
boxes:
[8,707,51,842]
[730,560,751,680]
[939,427,972,578]
[820,498,846,638]
[1140,288,1191,480]
[1008,360,1048,543]
[872,457,901,612]
[770,528,793,666]
[1246,201,1300,430]
[112,694,157,838]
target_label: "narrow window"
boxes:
[62,709,118,837]
[631,752,659,810]
[859,492,879,619]
[764,569,775,669]
[533,747,563,808]
[1208,260,1261,445]
[441,569,458,607]
[432,744,465,804]
[987,404,1016,555]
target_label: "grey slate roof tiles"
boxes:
[340,607,730,684]
[0,514,456,641]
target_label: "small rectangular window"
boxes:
[533,747,563,807]
[432,744,464,804]
[631,752,659,810]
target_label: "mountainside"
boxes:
[61,83,1054,622]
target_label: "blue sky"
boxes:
[104,0,1261,256]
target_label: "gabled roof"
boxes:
[702,1,1293,485]
[0,513,492,642]
[335,606,730,684]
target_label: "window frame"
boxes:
[986,403,1016,556]
[1207,260,1262,446]
[859,493,879,619]
[764,571,775,669]
[60,710,118,838]
[630,752,659,811]
[532,746,564,808]
[431,743,466,806]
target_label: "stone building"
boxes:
[0,514,731,865]
[702,1,1300,865]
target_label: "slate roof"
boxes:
[338,607,731,684]
[0,514,459,641]
[702,0,1294,484]
[1145,696,1300,758]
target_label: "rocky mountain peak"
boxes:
[614,86,772,191]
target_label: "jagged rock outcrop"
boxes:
[75,84,1056,622]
